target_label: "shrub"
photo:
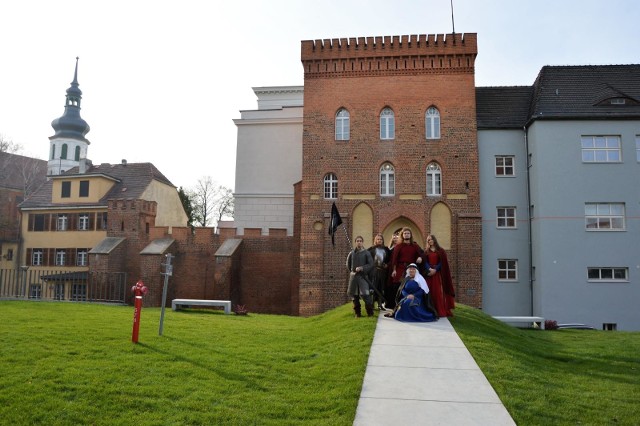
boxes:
[545,319,558,330]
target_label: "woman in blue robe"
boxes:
[393,263,438,323]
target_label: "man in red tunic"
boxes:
[388,227,423,309]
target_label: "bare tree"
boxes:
[0,133,22,154]
[189,176,234,227]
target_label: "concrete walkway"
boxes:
[353,314,516,426]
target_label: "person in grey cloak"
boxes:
[346,235,375,317]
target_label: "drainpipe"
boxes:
[524,125,534,316]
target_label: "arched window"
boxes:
[74,146,81,161]
[51,145,55,160]
[380,108,395,140]
[61,144,68,160]
[426,107,440,139]
[426,163,442,196]
[324,173,338,199]
[335,108,350,141]
[380,163,395,196]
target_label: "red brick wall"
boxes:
[299,33,482,315]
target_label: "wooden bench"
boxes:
[493,316,545,330]
[171,299,232,314]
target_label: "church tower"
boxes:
[48,57,91,175]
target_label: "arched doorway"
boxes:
[382,217,423,248]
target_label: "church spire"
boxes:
[48,58,91,175]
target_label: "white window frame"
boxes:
[426,163,441,196]
[55,249,66,266]
[587,267,628,282]
[425,107,440,139]
[54,284,65,300]
[585,203,625,231]
[71,284,87,301]
[32,249,43,266]
[380,108,395,140]
[380,163,395,196]
[29,284,42,300]
[77,249,88,266]
[498,259,518,281]
[323,173,338,200]
[495,155,515,176]
[335,109,350,141]
[497,207,517,229]
[78,214,90,231]
[57,214,68,231]
[581,135,621,163]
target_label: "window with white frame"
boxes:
[495,156,515,176]
[380,163,395,196]
[54,284,65,300]
[581,135,621,162]
[380,108,395,140]
[29,284,42,299]
[77,249,88,266]
[57,214,68,231]
[588,267,628,282]
[55,249,66,266]
[498,259,518,281]
[497,207,517,228]
[32,249,43,266]
[425,107,440,139]
[426,163,441,196]
[585,203,625,230]
[78,213,90,230]
[323,173,338,199]
[71,284,87,301]
[335,109,350,141]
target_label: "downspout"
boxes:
[524,125,534,316]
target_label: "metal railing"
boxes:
[0,269,127,304]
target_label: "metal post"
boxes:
[158,253,173,336]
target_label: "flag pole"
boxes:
[341,223,352,249]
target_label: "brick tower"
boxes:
[298,33,482,316]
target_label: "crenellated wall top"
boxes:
[301,33,477,61]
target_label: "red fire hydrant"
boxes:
[131,280,148,343]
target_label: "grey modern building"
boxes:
[478,65,640,330]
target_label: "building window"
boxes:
[51,145,55,160]
[323,173,338,199]
[100,212,108,230]
[588,267,628,282]
[29,284,42,299]
[32,249,44,266]
[78,214,90,231]
[54,284,65,300]
[33,214,47,231]
[79,180,89,197]
[426,163,441,196]
[497,207,517,228]
[77,249,88,266]
[61,143,68,160]
[425,107,440,139]
[380,163,395,196]
[55,249,66,266]
[71,284,87,301]
[585,203,625,230]
[581,135,621,163]
[6,249,13,261]
[61,181,71,198]
[74,146,81,161]
[495,156,515,176]
[380,108,395,140]
[498,259,518,281]
[335,108,350,141]
[57,214,68,231]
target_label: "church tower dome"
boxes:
[48,57,91,175]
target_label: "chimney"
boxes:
[122,159,127,166]
[79,158,87,174]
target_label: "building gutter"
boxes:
[523,124,534,316]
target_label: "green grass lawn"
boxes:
[450,305,640,426]
[1,301,639,425]
[0,301,376,425]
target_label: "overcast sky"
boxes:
[1,0,638,191]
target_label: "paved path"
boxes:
[353,314,516,426]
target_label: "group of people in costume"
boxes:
[346,227,455,322]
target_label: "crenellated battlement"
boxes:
[301,33,477,77]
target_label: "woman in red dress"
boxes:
[423,234,455,317]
